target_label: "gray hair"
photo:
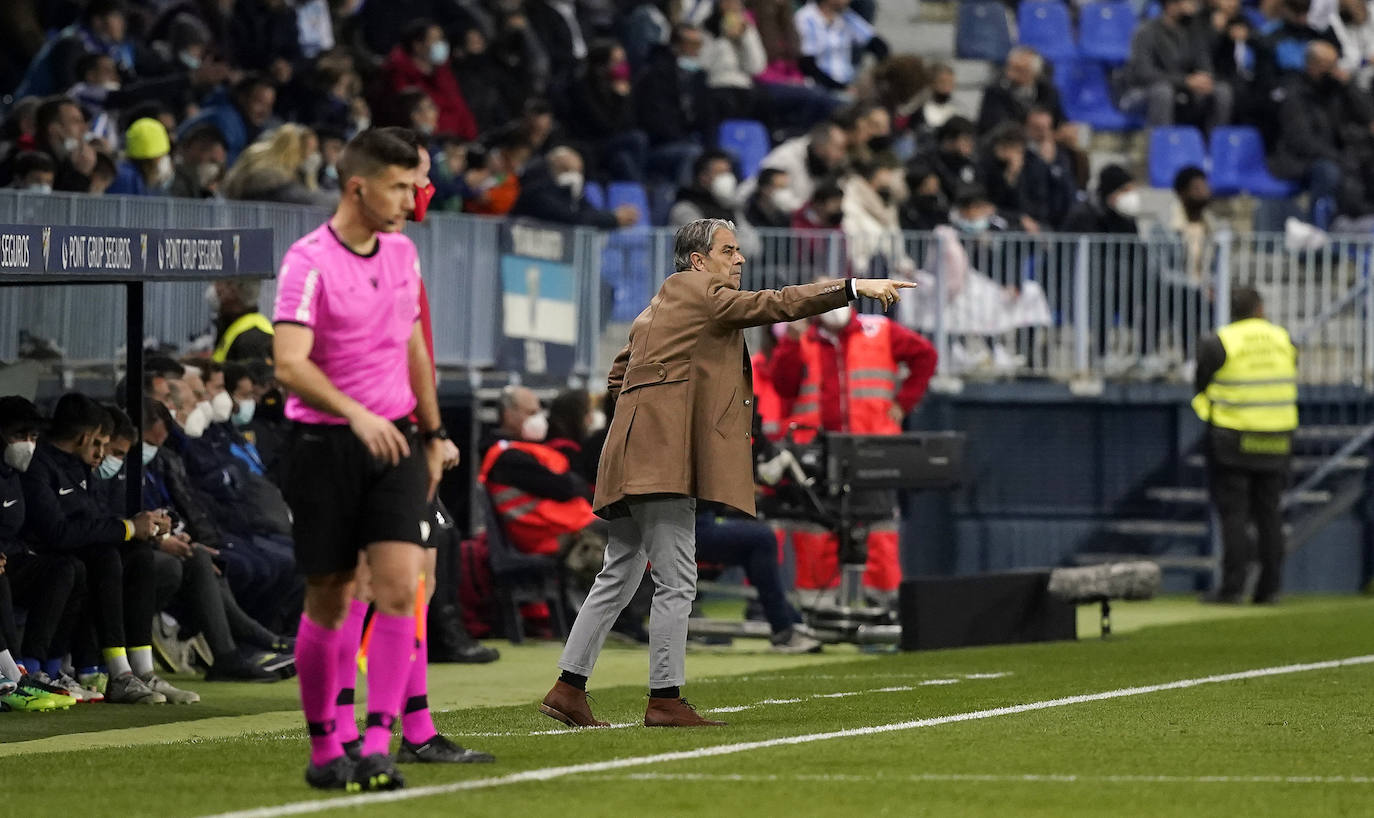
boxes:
[673,218,736,271]
[217,277,261,307]
[1008,46,1043,76]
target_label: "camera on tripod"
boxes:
[759,429,967,636]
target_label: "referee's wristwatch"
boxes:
[422,426,450,443]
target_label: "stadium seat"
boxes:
[1078,1,1136,63]
[956,1,1013,62]
[1147,126,1207,189]
[583,181,606,210]
[718,119,770,180]
[607,181,650,227]
[1208,126,1299,197]
[1017,0,1078,62]
[1053,58,1142,131]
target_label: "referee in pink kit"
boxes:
[272,129,487,792]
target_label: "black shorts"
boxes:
[283,419,430,576]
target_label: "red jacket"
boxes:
[772,314,937,433]
[381,46,477,140]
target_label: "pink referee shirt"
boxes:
[273,223,422,425]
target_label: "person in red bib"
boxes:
[770,304,937,594]
[479,387,596,556]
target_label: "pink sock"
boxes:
[295,614,342,766]
[360,612,415,757]
[334,599,368,745]
[401,627,438,745]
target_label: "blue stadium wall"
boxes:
[901,383,1374,593]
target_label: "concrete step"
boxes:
[1184,453,1369,472]
[1145,486,1333,505]
[1101,519,1209,537]
[953,58,995,88]
[1073,551,1217,571]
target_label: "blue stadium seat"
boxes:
[956,1,1013,62]
[607,181,650,226]
[1209,126,1299,197]
[1017,0,1078,62]
[583,181,606,210]
[717,119,770,180]
[1147,126,1207,188]
[1053,58,1141,131]
[1079,1,1136,63]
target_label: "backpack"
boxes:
[458,532,496,638]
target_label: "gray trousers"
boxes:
[558,495,697,688]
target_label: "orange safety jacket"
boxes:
[787,316,901,444]
[478,440,595,554]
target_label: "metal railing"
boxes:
[3,190,1372,391]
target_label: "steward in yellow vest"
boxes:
[210,279,275,363]
[1190,287,1295,603]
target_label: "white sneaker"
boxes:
[54,672,104,703]
[140,672,200,704]
[770,626,823,654]
[104,672,166,704]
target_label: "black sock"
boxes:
[649,686,680,699]
[559,670,588,691]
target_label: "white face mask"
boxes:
[555,170,584,200]
[197,161,221,187]
[184,404,211,438]
[204,283,220,313]
[521,412,548,442]
[709,172,738,205]
[154,154,175,186]
[302,151,323,179]
[61,136,80,156]
[141,441,159,466]
[232,398,256,427]
[3,440,35,473]
[26,183,53,194]
[820,305,853,331]
[770,188,801,214]
[97,454,124,480]
[210,390,234,423]
[588,409,607,432]
[1112,189,1142,217]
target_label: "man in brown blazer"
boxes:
[539,218,912,728]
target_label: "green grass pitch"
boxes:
[5,595,1374,817]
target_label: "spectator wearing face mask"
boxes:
[512,145,640,228]
[1063,164,1143,234]
[744,168,802,228]
[900,157,949,230]
[566,41,651,182]
[927,115,982,203]
[1115,0,1234,130]
[478,386,596,556]
[913,62,961,150]
[33,95,99,193]
[752,120,849,207]
[791,181,848,272]
[176,73,278,166]
[380,19,479,141]
[108,117,175,196]
[8,150,55,193]
[669,149,742,228]
[842,155,913,277]
[222,123,334,207]
[1022,106,1080,230]
[976,47,1066,136]
[169,123,228,199]
[770,282,936,594]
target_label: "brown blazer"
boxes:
[593,269,851,518]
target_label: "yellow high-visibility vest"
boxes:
[212,312,274,363]
[1191,317,1298,432]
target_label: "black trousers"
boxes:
[1209,462,1287,600]
[78,541,156,651]
[3,552,83,661]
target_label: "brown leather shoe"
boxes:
[539,681,609,727]
[644,697,727,727]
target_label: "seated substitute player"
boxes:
[272,128,484,793]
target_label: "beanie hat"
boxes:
[1097,164,1133,200]
[125,118,170,160]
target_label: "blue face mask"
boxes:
[677,56,701,73]
[428,40,451,65]
[951,213,990,235]
[96,454,124,480]
[141,442,158,466]
[232,398,256,427]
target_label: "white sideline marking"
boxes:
[203,654,1374,818]
[453,683,937,735]
[594,772,1374,786]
